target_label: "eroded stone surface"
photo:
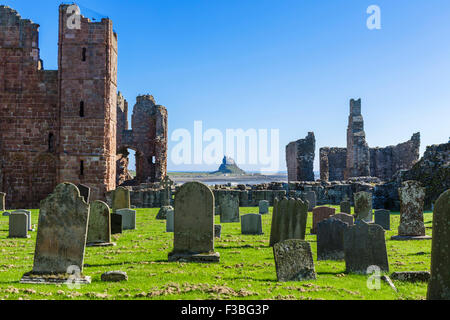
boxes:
[101,271,128,282]
[392,271,430,283]
[317,217,348,260]
[286,132,315,182]
[87,200,111,245]
[112,187,131,213]
[219,193,239,223]
[398,180,425,236]
[273,239,316,282]
[354,191,373,222]
[259,200,269,214]
[270,197,308,246]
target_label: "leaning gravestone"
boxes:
[87,201,114,246]
[392,180,430,240]
[317,217,348,260]
[340,196,351,214]
[305,191,316,211]
[427,189,450,300]
[111,214,122,234]
[259,200,269,214]
[374,209,390,230]
[310,206,335,234]
[168,182,219,263]
[219,193,240,223]
[112,187,130,213]
[273,239,316,282]
[116,209,136,230]
[77,184,90,203]
[21,183,91,284]
[270,197,309,246]
[334,213,354,226]
[0,192,5,211]
[241,214,263,235]
[343,221,389,274]
[8,212,29,238]
[354,191,373,222]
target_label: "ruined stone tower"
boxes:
[57,4,117,202]
[286,132,316,182]
[345,98,371,179]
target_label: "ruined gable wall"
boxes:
[320,147,347,181]
[286,132,315,182]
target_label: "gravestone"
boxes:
[0,192,5,211]
[317,217,348,260]
[270,197,309,246]
[427,189,450,300]
[166,209,174,232]
[343,221,389,274]
[273,239,316,282]
[111,214,122,234]
[334,213,354,226]
[305,191,316,211]
[393,180,428,240]
[156,176,174,220]
[87,201,114,246]
[340,196,351,214]
[21,183,91,284]
[354,191,373,222]
[77,184,90,203]
[259,200,269,214]
[116,209,136,230]
[215,205,221,216]
[214,225,222,238]
[219,193,240,223]
[310,206,335,234]
[8,212,29,238]
[374,209,390,230]
[168,182,219,263]
[112,187,130,212]
[13,209,33,231]
[241,214,263,235]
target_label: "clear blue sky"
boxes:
[4,0,450,173]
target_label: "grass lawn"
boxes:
[0,206,433,300]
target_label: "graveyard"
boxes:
[0,203,435,300]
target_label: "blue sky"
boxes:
[4,0,450,172]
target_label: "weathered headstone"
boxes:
[427,189,450,300]
[241,214,263,235]
[21,183,91,284]
[354,191,373,222]
[340,197,351,214]
[77,184,90,203]
[344,221,389,274]
[0,192,5,211]
[270,197,309,246]
[214,225,222,238]
[374,209,390,230]
[111,213,122,234]
[219,193,240,223]
[87,201,114,246]
[112,187,130,212]
[273,239,316,282]
[334,212,354,226]
[393,181,427,239]
[259,200,269,214]
[310,206,335,234]
[156,176,174,220]
[317,217,348,260]
[305,191,316,211]
[166,209,174,232]
[168,182,219,263]
[8,212,29,238]
[116,209,136,230]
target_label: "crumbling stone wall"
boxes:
[286,132,315,182]
[117,94,168,185]
[320,147,347,181]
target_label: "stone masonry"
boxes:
[286,132,315,182]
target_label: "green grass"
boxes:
[0,206,433,300]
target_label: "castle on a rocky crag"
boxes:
[0,4,168,209]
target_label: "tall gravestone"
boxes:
[392,180,429,240]
[270,197,308,246]
[241,214,263,235]
[8,212,29,238]
[112,187,131,213]
[219,193,240,223]
[305,191,316,211]
[343,221,389,274]
[354,191,373,222]
[374,209,390,230]
[273,239,316,282]
[21,183,91,284]
[259,200,269,214]
[168,182,219,263]
[0,192,6,211]
[317,217,348,260]
[310,206,335,234]
[427,190,450,300]
[166,209,174,233]
[87,200,114,246]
